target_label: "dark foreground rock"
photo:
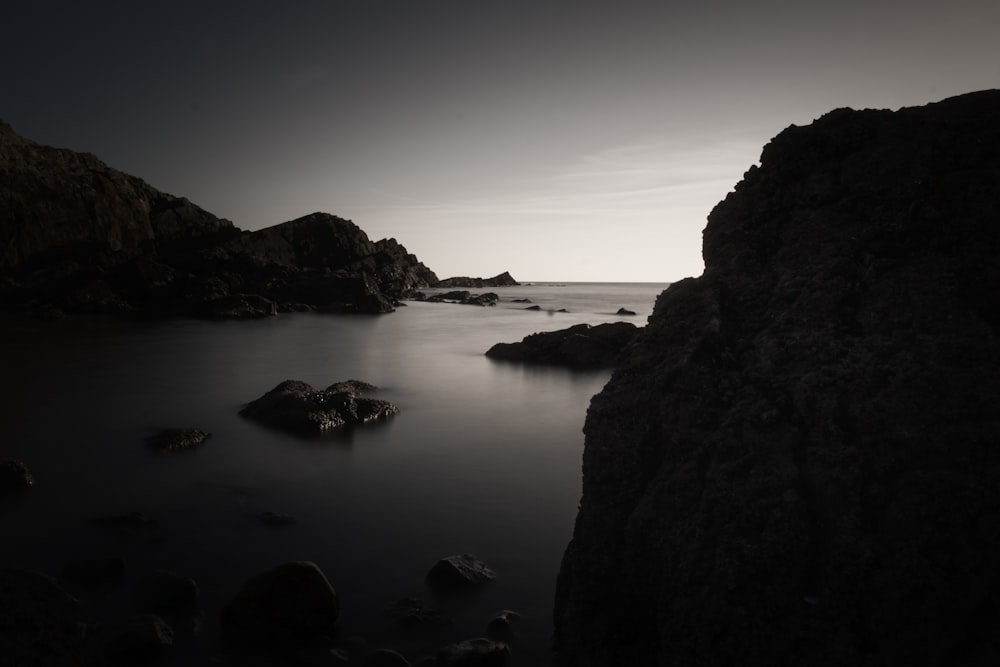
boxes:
[427,555,496,591]
[0,458,34,493]
[486,322,638,368]
[221,561,340,648]
[240,379,398,435]
[59,558,126,587]
[0,569,103,666]
[435,272,519,288]
[554,90,1000,666]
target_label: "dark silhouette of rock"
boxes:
[485,610,520,644]
[486,322,638,368]
[0,122,438,317]
[145,428,210,452]
[523,304,542,311]
[615,307,636,315]
[554,90,1000,666]
[221,561,340,648]
[426,555,496,591]
[436,638,511,666]
[240,379,398,435]
[417,290,499,306]
[0,459,34,493]
[511,298,532,303]
[59,558,126,587]
[0,568,103,666]
[436,272,519,288]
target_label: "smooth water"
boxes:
[0,282,667,664]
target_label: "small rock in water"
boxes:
[145,428,210,452]
[615,307,636,315]
[436,638,511,666]
[426,554,496,591]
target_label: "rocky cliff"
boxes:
[0,122,436,316]
[554,90,1000,666]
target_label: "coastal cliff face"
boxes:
[0,122,436,316]
[554,90,1000,666]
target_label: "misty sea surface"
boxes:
[0,282,667,664]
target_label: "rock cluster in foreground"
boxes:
[0,121,437,317]
[486,322,638,369]
[555,90,1000,666]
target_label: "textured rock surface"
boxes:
[554,90,1000,666]
[0,458,35,492]
[145,428,210,452]
[0,122,437,316]
[240,379,398,435]
[486,322,638,368]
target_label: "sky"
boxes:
[3,1,999,282]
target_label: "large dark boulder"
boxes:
[220,561,340,647]
[0,459,35,493]
[554,90,1000,666]
[240,379,398,435]
[486,322,638,368]
[426,554,496,591]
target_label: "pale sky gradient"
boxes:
[4,1,999,281]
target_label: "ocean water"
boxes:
[0,282,667,665]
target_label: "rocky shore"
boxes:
[554,90,1000,665]
[0,121,437,318]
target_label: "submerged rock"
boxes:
[485,322,638,368]
[240,379,398,435]
[387,597,451,628]
[145,428,210,452]
[426,555,496,591]
[101,614,175,665]
[554,90,1000,666]
[615,307,636,315]
[132,570,199,616]
[221,561,340,648]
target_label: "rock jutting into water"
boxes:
[485,322,638,369]
[240,379,398,435]
[0,121,438,317]
[426,554,497,591]
[413,290,500,306]
[435,271,519,288]
[553,89,1000,666]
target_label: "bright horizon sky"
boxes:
[4,1,999,282]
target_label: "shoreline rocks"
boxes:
[435,272,518,288]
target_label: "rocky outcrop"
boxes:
[435,272,518,288]
[554,90,1000,666]
[239,379,398,435]
[486,322,638,368]
[0,122,438,316]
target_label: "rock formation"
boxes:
[486,322,638,369]
[554,90,1000,666]
[240,379,398,435]
[435,271,519,288]
[0,121,437,316]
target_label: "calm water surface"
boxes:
[0,282,667,664]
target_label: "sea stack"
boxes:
[554,90,1000,666]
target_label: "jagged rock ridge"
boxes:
[554,90,1000,666]
[0,121,437,316]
